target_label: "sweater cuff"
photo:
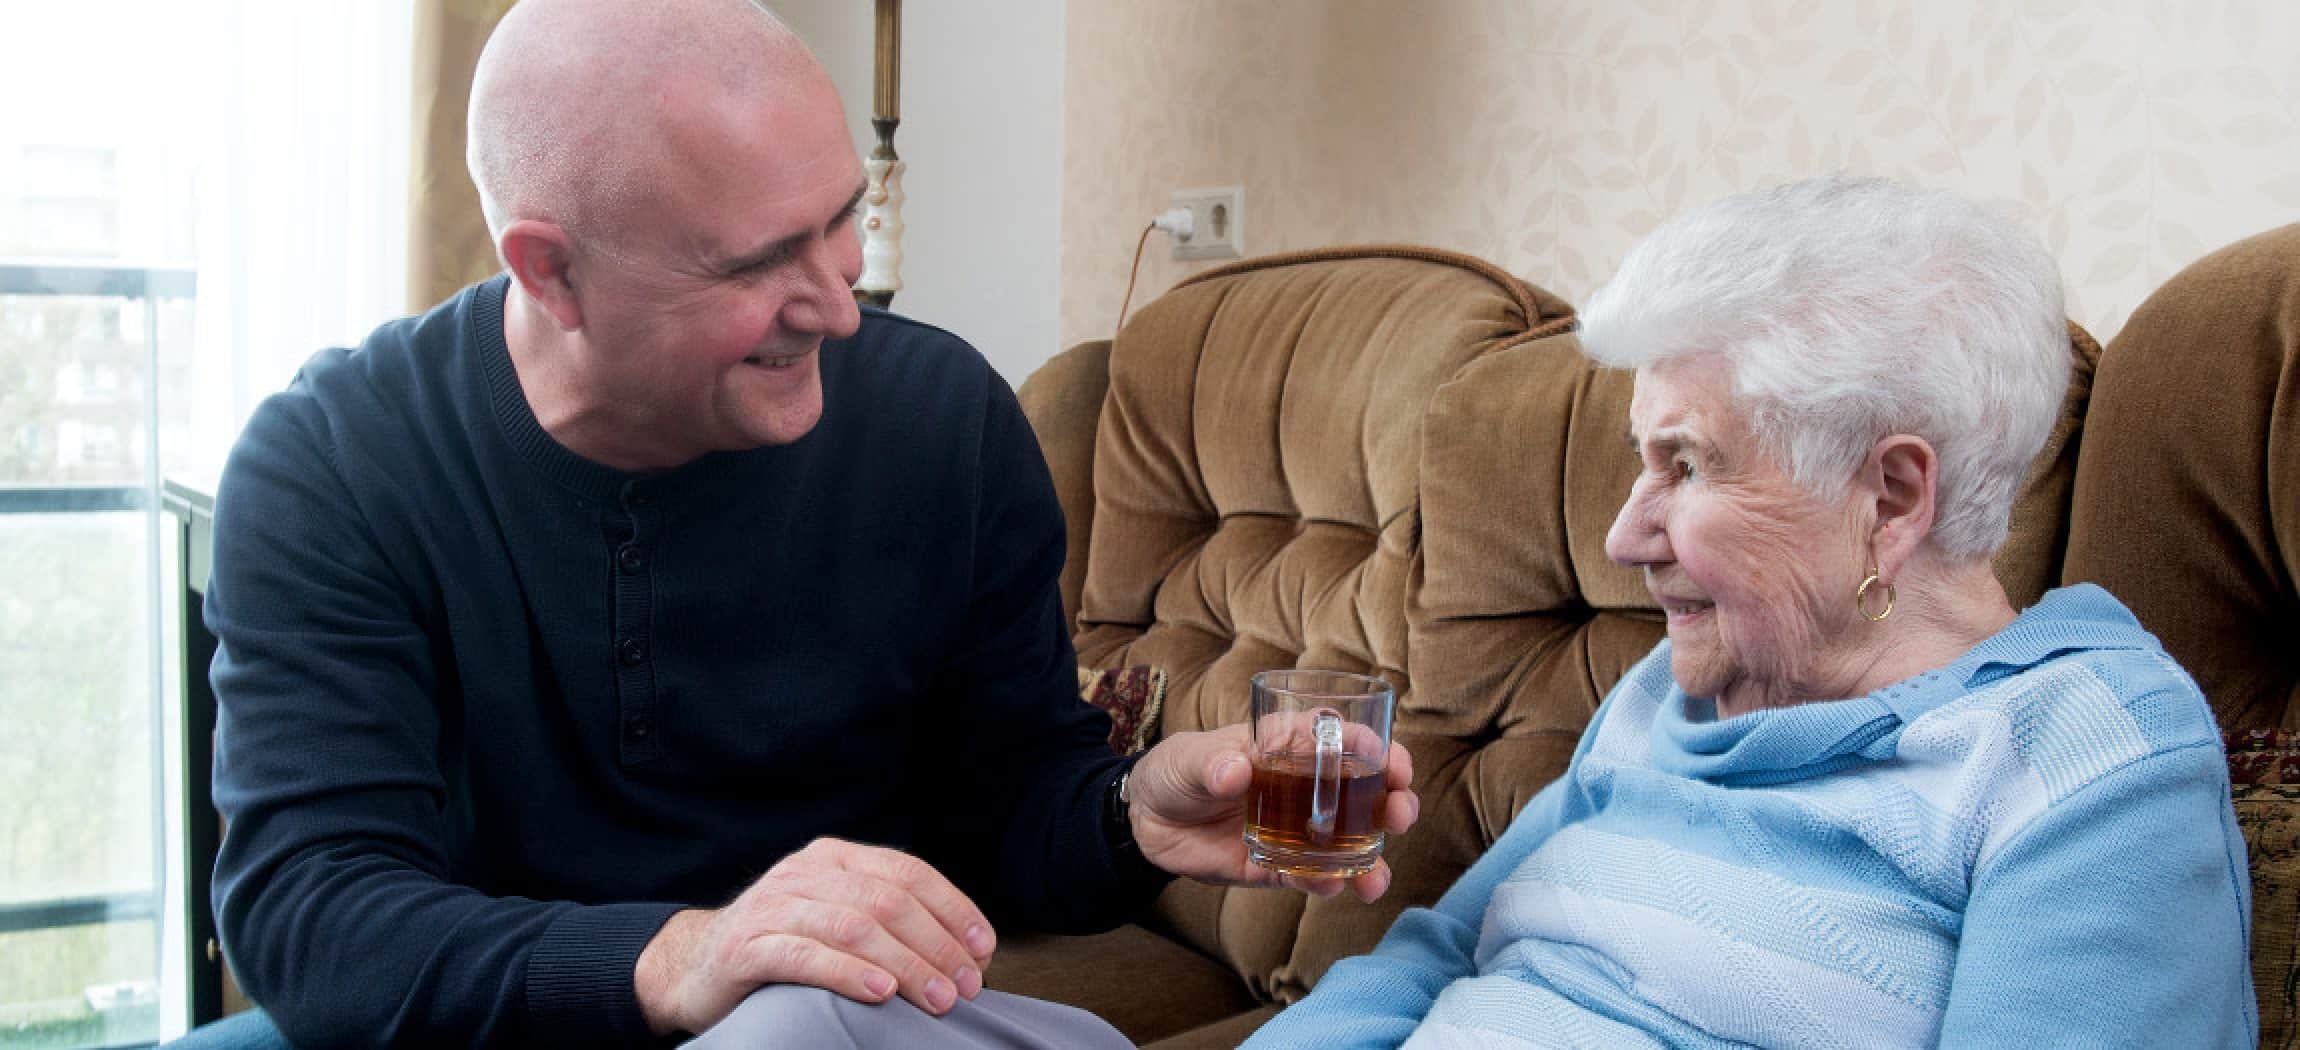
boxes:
[524,901,685,1044]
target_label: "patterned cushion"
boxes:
[2229,729,2300,1047]
[1079,665,1167,756]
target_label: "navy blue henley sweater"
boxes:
[205,277,1147,1047]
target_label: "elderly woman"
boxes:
[1245,176,2254,1049]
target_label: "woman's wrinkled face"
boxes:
[1604,354,1870,713]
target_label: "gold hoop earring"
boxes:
[1857,569,1895,622]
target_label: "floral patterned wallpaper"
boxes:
[1061,0,2300,350]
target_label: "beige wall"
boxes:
[776,0,1065,389]
[1063,0,2300,351]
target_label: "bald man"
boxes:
[177,1,1415,1048]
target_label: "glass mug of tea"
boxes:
[1242,669,1395,878]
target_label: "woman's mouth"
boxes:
[1657,599,1713,625]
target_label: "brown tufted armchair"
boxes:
[993,230,2299,1047]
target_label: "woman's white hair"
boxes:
[1578,175,2069,560]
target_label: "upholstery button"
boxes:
[617,544,646,574]
[625,718,652,741]
[618,637,647,666]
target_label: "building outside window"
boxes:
[0,3,410,1046]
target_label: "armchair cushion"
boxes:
[1071,245,1576,998]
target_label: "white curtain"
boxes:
[0,0,417,480]
[178,1,416,487]
[1,1,415,1036]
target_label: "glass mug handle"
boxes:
[1307,710,1344,843]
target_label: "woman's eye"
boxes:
[1674,459,1697,481]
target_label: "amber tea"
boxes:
[1242,669,1395,877]
[1245,751,1386,876]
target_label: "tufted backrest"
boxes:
[1067,246,1573,998]
[1022,244,2099,1006]
[2063,223,2300,728]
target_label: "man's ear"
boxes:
[1866,434,1939,581]
[499,219,583,331]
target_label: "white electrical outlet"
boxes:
[1170,186,1243,261]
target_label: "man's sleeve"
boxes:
[908,376,1161,933]
[1938,738,2256,1048]
[207,395,681,1049]
[1241,778,1569,1049]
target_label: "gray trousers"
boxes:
[683,985,1135,1050]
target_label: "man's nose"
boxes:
[783,236,862,338]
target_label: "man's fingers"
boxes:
[815,840,997,963]
[717,840,996,1016]
[1133,726,1252,822]
[1204,749,1252,799]
[1341,721,1387,762]
[1279,873,1347,898]
[1347,860,1394,903]
[737,933,899,1007]
[1381,787,1420,835]
[756,891,973,1014]
[1384,740,1415,789]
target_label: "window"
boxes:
[0,3,411,1045]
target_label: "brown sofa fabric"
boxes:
[1067,247,1573,1003]
[1016,338,1112,632]
[2064,223,2300,730]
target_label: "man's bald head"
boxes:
[466,0,824,251]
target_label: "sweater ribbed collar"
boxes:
[1650,584,2153,782]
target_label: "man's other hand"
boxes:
[633,838,997,1037]
[1127,725,1420,903]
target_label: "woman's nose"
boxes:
[1605,485,1667,568]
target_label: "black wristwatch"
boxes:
[1101,761,1141,859]
[1100,759,1176,896]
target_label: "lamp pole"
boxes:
[855,0,903,308]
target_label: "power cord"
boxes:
[1117,207,1196,333]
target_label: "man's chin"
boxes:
[725,363,824,447]
[742,393,824,448]
[755,414,822,447]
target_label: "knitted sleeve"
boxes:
[208,384,679,1048]
[1242,777,1573,1049]
[1938,737,2255,1048]
[906,374,1153,932]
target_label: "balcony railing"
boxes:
[1,261,195,1048]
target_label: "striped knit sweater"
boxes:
[1246,584,2255,1049]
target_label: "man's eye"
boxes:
[1674,459,1698,481]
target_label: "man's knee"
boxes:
[164,1009,295,1050]
[685,985,867,1049]
[683,985,1133,1049]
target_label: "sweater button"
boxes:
[617,544,646,574]
[625,718,652,741]
[618,638,647,666]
